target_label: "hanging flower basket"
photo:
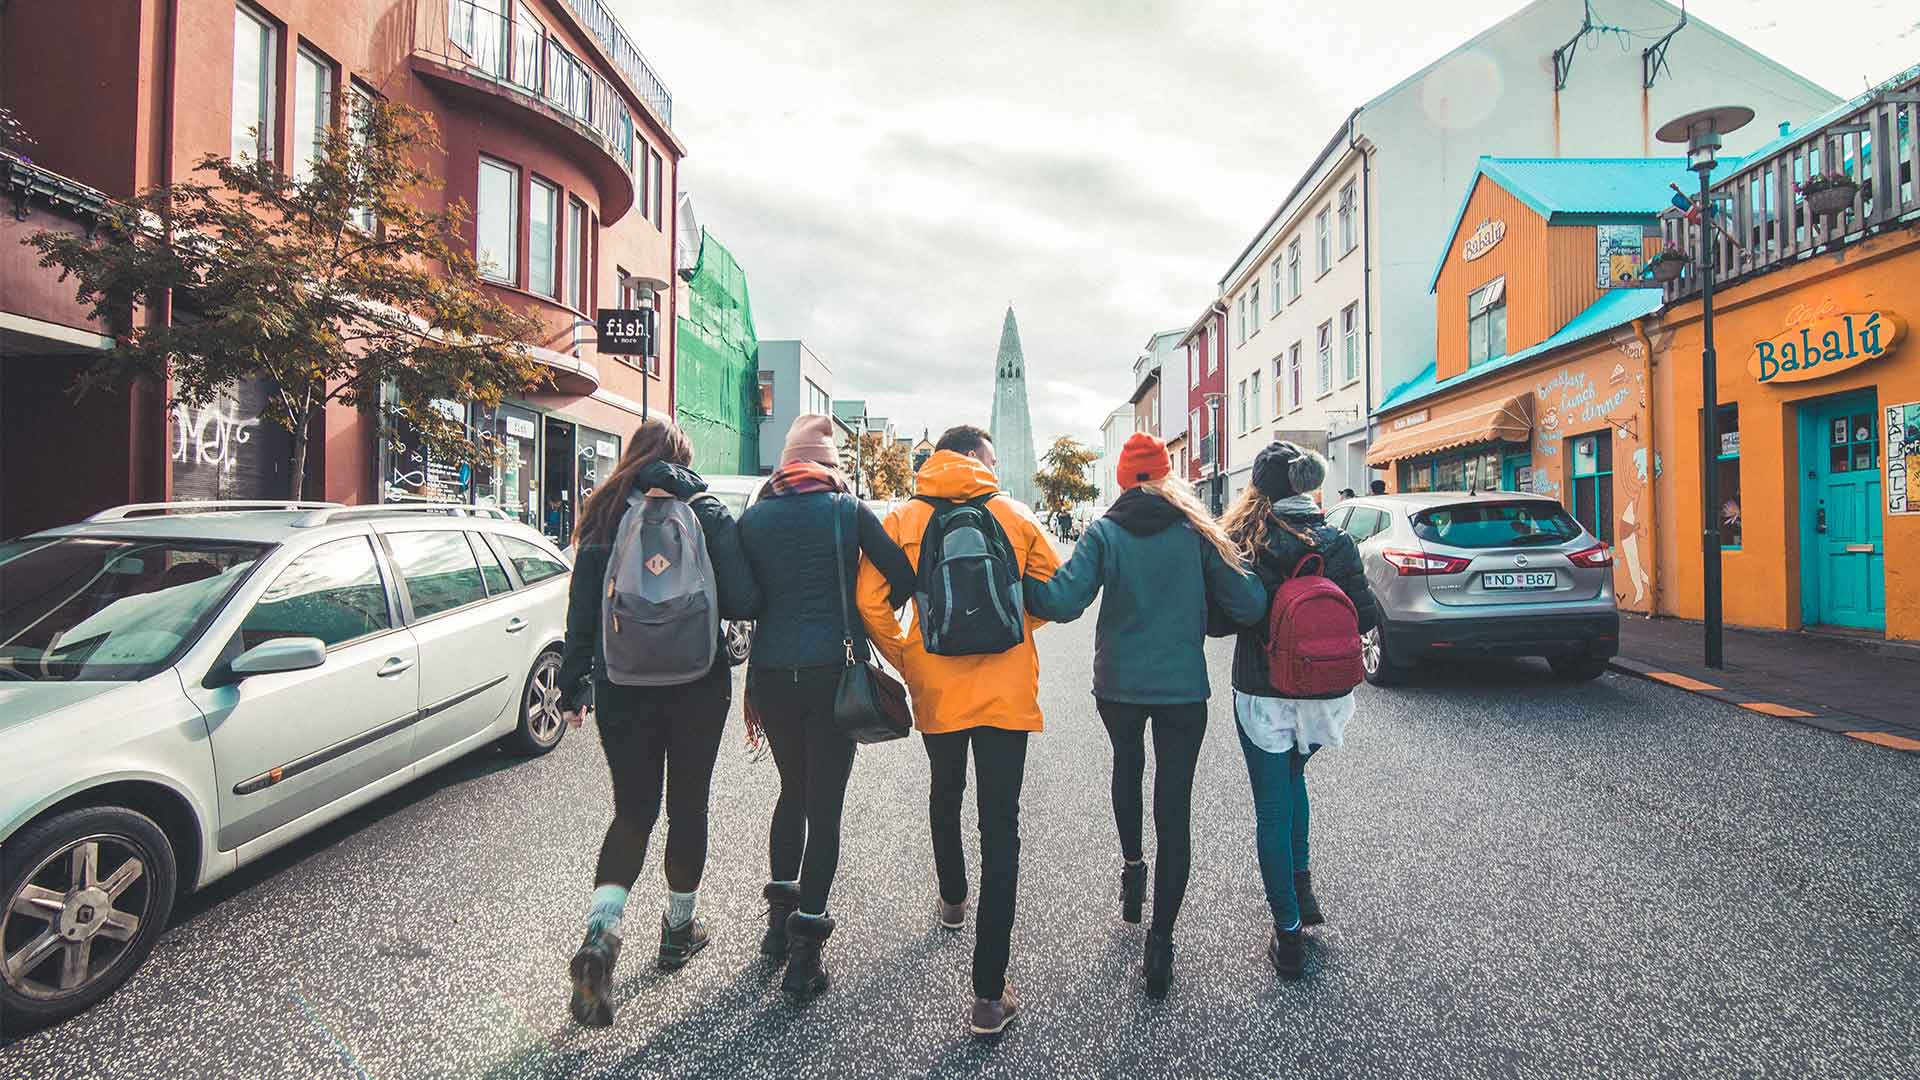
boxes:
[1646,250,1690,284]
[1799,174,1858,215]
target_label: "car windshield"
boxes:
[1411,502,1584,549]
[0,536,267,682]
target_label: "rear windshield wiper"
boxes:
[1509,532,1576,545]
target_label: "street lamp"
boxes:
[1656,105,1753,670]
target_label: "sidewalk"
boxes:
[1610,615,1920,751]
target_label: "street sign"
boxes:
[596,308,656,357]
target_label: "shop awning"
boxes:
[1366,392,1534,468]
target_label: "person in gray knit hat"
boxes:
[1218,440,1379,982]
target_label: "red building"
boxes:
[0,0,682,539]
[1177,301,1227,513]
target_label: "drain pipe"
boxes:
[1349,119,1374,484]
[1634,315,1660,614]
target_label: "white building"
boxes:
[756,340,832,474]
[1096,405,1133,508]
[1218,0,1836,502]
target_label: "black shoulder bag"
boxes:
[831,494,913,743]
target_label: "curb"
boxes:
[1606,657,1920,753]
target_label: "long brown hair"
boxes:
[1137,476,1248,569]
[1221,483,1274,552]
[574,417,694,547]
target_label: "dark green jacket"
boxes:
[1023,489,1267,706]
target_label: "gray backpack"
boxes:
[602,491,719,685]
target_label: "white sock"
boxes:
[587,884,629,936]
[666,889,697,928]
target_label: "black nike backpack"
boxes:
[913,493,1026,656]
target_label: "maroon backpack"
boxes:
[1264,549,1364,697]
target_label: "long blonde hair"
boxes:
[1136,476,1248,569]
[1221,483,1274,552]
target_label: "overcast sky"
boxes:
[622,0,1919,453]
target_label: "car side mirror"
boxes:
[226,637,328,682]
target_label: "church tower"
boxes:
[989,306,1038,507]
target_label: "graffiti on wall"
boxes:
[171,400,261,474]
[1532,355,1656,611]
[168,378,291,500]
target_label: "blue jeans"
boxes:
[1235,722,1311,928]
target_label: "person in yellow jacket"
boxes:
[856,425,1059,1036]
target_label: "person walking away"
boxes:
[736,416,916,1000]
[855,425,1060,1036]
[555,418,762,1028]
[1220,441,1378,981]
[1054,507,1073,541]
[1021,433,1265,997]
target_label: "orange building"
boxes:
[1367,157,1679,613]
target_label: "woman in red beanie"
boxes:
[1021,431,1267,997]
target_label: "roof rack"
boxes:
[85,500,344,522]
[291,503,512,527]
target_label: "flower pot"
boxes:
[1805,182,1857,215]
[1650,257,1687,283]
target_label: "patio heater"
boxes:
[1656,105,1752,670]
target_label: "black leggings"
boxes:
[925,726,1029,1001]
[749,665,857,915]
[1095,700,1208,935]
[590,664,731,893]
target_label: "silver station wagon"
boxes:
[1327,492,1619,685]
[0,501,572,1032]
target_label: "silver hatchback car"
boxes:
[1327,492,1619,685]
[0,501,571,1032]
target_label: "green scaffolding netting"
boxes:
[674,229,760,477]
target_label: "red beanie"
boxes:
[1117,432,1170,489]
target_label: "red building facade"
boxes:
[1178,302,1227,512]
[0,0,682,540]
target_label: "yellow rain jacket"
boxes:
[856,451,1060,734]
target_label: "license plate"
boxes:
[1483,571,1557,590]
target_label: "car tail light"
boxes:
[1382,549,1471,576]
[1568,543,1613,569]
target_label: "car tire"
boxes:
[506,648,568,756]
[1548,655,1612,682]
[1360,625,1414,687]
[0,806,178,1035]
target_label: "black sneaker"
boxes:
[1295,871,1324,928]
[569,928,622,1028]
[1121,861,1147,925]
[1268,926,1304,981]
[657,914,710,971]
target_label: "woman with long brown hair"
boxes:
[1020,432,1267,998]
[555,417,761,1028]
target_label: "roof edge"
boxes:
[1217,110,1361,291]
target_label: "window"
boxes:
[1468,277,1508,366]
[1204,327,1217,373]
[651,150,665,229]
[1341,303,1360,384]
[1568,433,1614,541]
[566,197,587,309]
[1271,261,1284,316]
[1249,369,1262,426]
[455,0,506,76]
[1286,240,1301,301]
[512,2,545,93]
[499,535,568,584]
[1249,283,1261,334]
[805,379,831,416]
[1288,343,1303,411]
[1316,321,1333,394]
[1236,294,1248,345]
[1715,405,1742,549]
[477,157,519,284]
[1338,180,1357,255]
[1272,356,1284,416]
[388,531,488,618]
[232,4,276,161]
[1316,208,1332,274]
[239,537,390,650]
[471,534,513,595]
[1237,379,1248,433]
[548,41,591,123]
[348,84,378,232]
[529,177,559,297]
[1412,502,1582,549]
[293,48,334,182]
[1191,407,1202,437]
[1338,506,1389,541]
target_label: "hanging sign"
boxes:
[1747,312,1904,384]
[596,307,657,357]
[1462,219,1506,262]
[1889,401,1920,515]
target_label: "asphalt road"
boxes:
[4,601,1918,1079]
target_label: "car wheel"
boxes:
[0,806,178,1035]
[1360,625,1413,686]
[1548,655,1612,682]
[506,648,567,756]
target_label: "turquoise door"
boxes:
[1801,392,1885,631]
[1503,449,1533,493]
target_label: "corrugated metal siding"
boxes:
[1435,178,1602,380]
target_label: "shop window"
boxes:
[1400,459,1434,493]
[1569,432,1613,541]
[232,4,276,161]
[387,531,488,619]
[1715,405,1742,549]
[529,177,559,297]
[477,157,519,283]
[1468,278,1507,366]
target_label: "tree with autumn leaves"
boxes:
[1034,435,1099,513]
[838,431,914,499]
[29,97,548,498]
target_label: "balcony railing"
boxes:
[429,0,638,172]
[1662,66,1920,301]
[553,0,673,127]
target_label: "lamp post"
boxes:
[1657,105,1753,670]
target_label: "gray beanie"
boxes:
[1251,441,1327,500]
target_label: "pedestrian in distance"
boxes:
[555,417,763,1028]
[735,416,917,1001]
[1220,441,1379,981]
[1021,432,1266,998]
[855,424,1061,1036]
[1369,478,1388,497]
